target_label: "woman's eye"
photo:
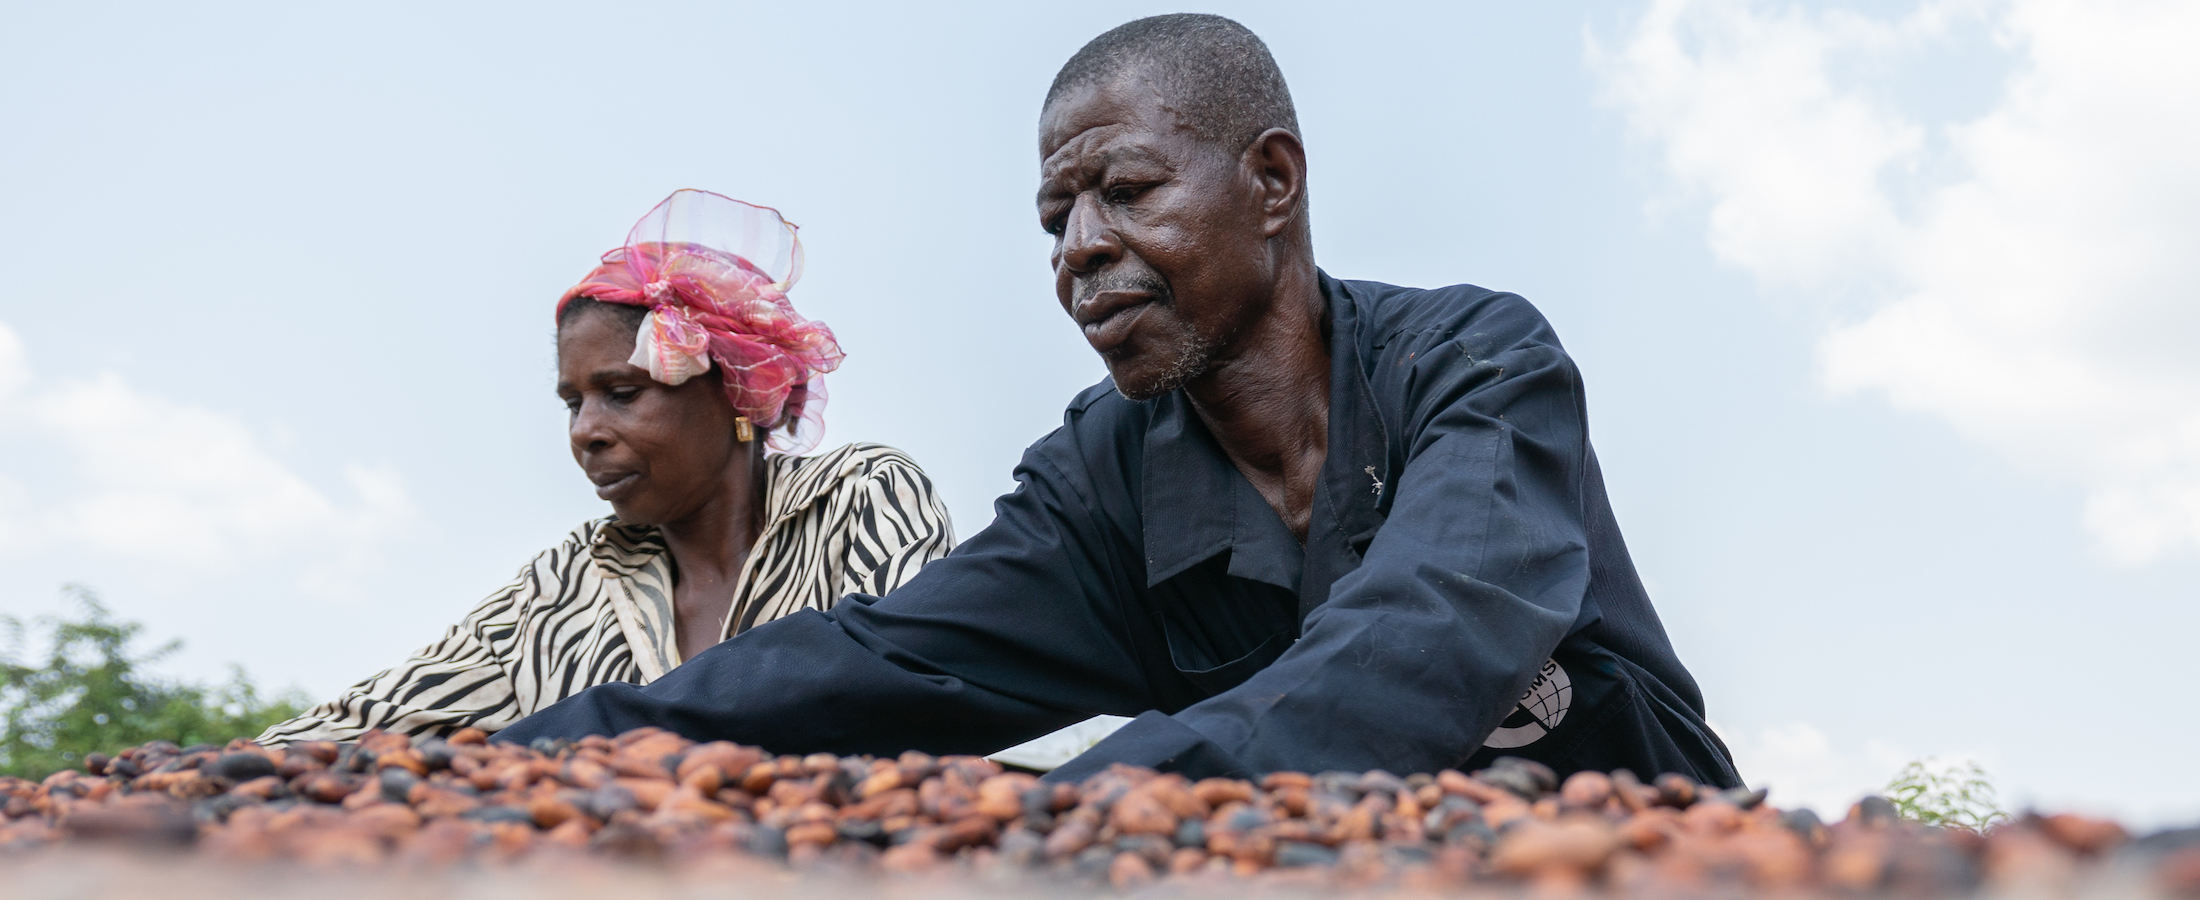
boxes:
[561,396,582,414]
[609,387,642,404]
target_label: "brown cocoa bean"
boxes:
[1192,777,1255,808]
[1109,850,1157,889]
[1110,790,1179,836]
[1653,772,1698,809]
[1559,770,1612,810]
[1491,816,1620,876]
[2039,812,2127,854]
[974,773,1036,821]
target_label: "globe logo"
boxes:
[1482,657,1571,749]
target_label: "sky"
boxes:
[1,0,2194,825]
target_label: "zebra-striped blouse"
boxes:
[257,443,954,745]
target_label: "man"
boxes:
[497,14,1740,788]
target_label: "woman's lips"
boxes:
[592,472,640,501]
[1082,300,1152,354]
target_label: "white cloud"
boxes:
[0,320,410,591]
[1718,721,2000,818]
[1597,0,2200,562]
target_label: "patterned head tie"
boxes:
[556,190,844,455]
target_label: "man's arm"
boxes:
[494,439,1150,755]
[1056,324,1593,780]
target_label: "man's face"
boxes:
[1038,73,1276,400]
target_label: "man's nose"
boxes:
[1056,194,1119,275]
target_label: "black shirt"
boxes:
[498,273,1741,787]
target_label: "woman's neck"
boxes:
[657,445,770,657]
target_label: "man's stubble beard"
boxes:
[1109,319,1217,401]
[1076,268,1217,401]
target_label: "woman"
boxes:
[260,190,953,743]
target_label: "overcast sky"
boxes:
[2,0,2193,825]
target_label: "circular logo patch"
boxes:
[1482,657,1571,749]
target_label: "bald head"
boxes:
[1045,14,1299,152]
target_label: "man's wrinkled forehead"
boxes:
[1040,68,1184,152]
[1039,134,1171,195]
[1039,80,1192,194]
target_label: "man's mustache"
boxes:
[1073,269,1172,307]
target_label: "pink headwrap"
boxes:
[557,190,844,456]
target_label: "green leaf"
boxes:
[0,585,307,779]
[1882,758,2010,833]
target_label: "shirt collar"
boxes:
[586,443,881,678]
[1138,272,1389,596]
[1139,393,1304,591]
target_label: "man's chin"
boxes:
[1106,358,1202,402]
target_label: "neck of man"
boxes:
[1183,260,1330,541]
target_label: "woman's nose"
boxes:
[569,399,614,452]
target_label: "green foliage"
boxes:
[1884,758,2010,832]
[0,585,306,779]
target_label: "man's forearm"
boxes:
[494,607,1086,755]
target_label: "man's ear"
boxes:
[1244,128,1308,240]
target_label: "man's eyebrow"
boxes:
[1100,145,1168,167]
[1038,144,1173,204]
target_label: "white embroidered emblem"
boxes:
[1482,657,1572,749]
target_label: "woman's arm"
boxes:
[253,536,585,745]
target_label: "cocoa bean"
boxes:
[1109,790,1178,836]
[377,767,419,803]
[1108,850,1156,889]
[1192,777,1254,808]
[1653,772,1698,809]
[1558,770,1611,810]
[974,773,1036,821]
[1043,809,1098,860]
[2039,812,2127,855]
[528,793,583,829]
[297,772,358,805]
[1490,816,1619,876]
[6,726,2176,895]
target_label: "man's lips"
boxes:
[1075,290,1156,353]
[590,471,640,500]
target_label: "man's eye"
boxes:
[1105,183,1147,205]
[561,396,582,414]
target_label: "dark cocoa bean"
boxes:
[1653,772,1698,808]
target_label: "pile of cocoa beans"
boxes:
[2,727,2195,897]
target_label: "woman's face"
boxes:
[556,306,747,526]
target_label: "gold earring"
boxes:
[735,417,754,443]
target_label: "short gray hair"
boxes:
[1045,14,1299,151]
